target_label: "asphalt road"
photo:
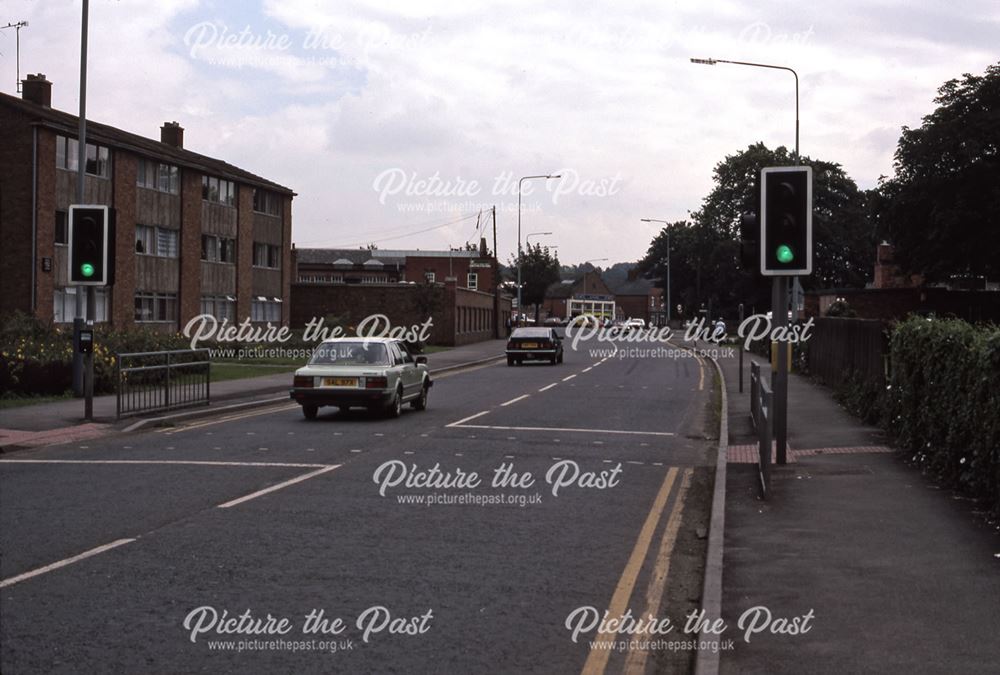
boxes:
[0,338,718,674]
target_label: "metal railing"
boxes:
[749,361,773,497]
[116,349,211,419]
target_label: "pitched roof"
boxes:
[612,277,658,295]
[1,91,294,195]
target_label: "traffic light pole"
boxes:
[75,0,93,419]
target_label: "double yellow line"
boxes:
[581,466,693,675]
[156,403,298,435]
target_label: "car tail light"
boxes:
[294,376,314,388]
[366,376,388,389]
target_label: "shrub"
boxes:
[883,317,1000,517]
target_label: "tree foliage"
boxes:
[875,62,1000,282]
[638,143,874,318]
[509,244,560,315]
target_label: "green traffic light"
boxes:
[81,263,95,278]
[775,245,794,264]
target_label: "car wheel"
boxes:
[507,356,515,367]
[550,355,557,365]
[412,383,429,411]
[557,352,564,364]
[302,404,318,420]
[386,386,403,418]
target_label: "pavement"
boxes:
[0,339,509,450]
[707,342,1000,674]
[0,335,718,673]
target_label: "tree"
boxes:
[509,244,560,322]
[875,62,1000,282]
[697,142,874,291]
[638,143,875,318]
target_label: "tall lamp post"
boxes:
[517,174,560,325]
[641,218,672,324]
[690,55,799,465]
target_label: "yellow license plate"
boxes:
[520,342,539,349]
[323,377,358,387]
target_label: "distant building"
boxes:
[292,244,496,291]
[290,242,508,345]
[0,74,295,329]
[611,269,665,326]
[542,270,616,321]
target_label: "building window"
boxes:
[424,271,436,283]
[201,295,235,321]
[55,211,68,245]
[135,224,177,257]
[251,298,282,322]
[134,292,178,322]
[467,272,478,290]
[252,188,281,216]
[201,235,236,263]
[202,175,236,206]
[53,287,108,323]
[252,242,280,269]
[137,158,179,194]
[56,135,109,177]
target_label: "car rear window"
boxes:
[309,342,390,366]
[511,328,552,338]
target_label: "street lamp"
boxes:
[641,218,672,324]
[689,56,799,163]
[690,55,800,466]
[518,174,560,324]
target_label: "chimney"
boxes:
[21,74,52,107]
[160,121,184,148]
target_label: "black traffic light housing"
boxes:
[760,166,812,276]
[69,205,115,286]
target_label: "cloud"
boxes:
[1,0,994,264]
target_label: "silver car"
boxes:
[289,338,432,419]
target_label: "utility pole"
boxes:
[492,206,500,339]
[75,0,95,420]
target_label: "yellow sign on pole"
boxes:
[771,341,793,372]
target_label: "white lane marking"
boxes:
[504,455,515,459]
[158,404,298,434]
[603,459,613,463]
[455,453,464,457]
[653,462,664,466]
[0,538,136,589]
[500,394,530,407]
[593,441,604,445]
[562,374,577,382]
[538,383,558,392]
[217,465,340,509]
[350,449,362,453]
[583,367,592,373]
[452,424,675,437]
[374,433,384,437]
[446,410,491,427]
[404,451,414,455]
[627,460,644,465]
[0,459,331,468]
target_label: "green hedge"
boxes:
[882,317,1000,516]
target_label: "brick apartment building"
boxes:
[0,74,294,330]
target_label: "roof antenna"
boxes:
[1,21,29,92]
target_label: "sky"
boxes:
[1,0,996,265]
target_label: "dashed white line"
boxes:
[451,424,675,437]
[350,449,362,453]
[627,460,644,465]
[500,394,530,407]
[217,465,340,509]
[0,538,136,589]
[583,367,593,373]
[446,410,491,427]
[538,383,558,392]
[562,374,577,382]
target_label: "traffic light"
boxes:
[760,166,812,276]
[69,205,112,285]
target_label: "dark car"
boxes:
[506,327,563,366]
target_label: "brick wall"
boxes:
[0,104,36,318]
[178,169,202,328]
[112,152,137,326]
